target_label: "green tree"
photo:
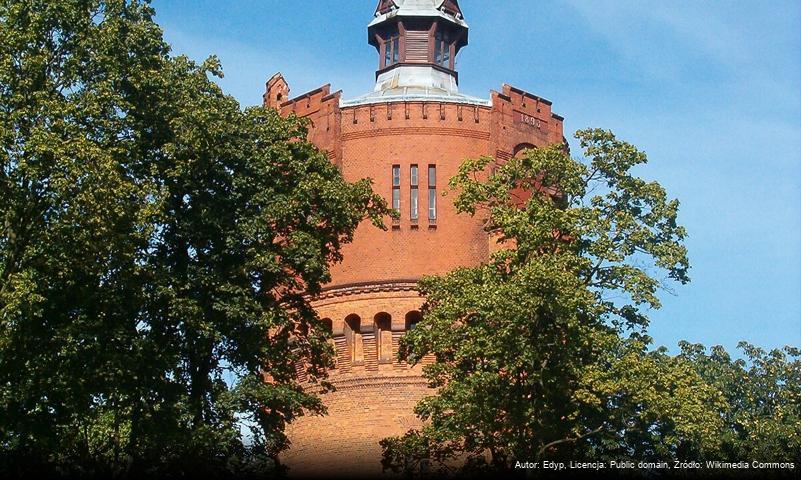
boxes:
[0,1,165,475]
[0,1,386,476]
[135,59,387,475]
[381,129,724,474]
[678,342,801,462]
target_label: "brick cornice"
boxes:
[312,280,421,301]
[341,126,490,141]
[303,375,429,394]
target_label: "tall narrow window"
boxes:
[428,165,437,221]
[384,33,400,67]
[374,313,392,364]
[392,165,401,214]
[410,165,419,221]
[434,31,451,67]
[344,314,363,365]
[405,311,423,363]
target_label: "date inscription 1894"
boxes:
[518,112,542,129]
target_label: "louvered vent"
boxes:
[405,30,429,63]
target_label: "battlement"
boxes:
[264,11,566,472]
[264,74,343,166]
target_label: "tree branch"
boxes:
[536,424,606,459]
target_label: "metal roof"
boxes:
[369,0,467,28]
[393,0,446,9]
[342,65,489,107]
[340,87,490,108]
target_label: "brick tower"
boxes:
[265,1,564,476]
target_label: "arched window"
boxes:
[344,314,363,364]
[320,318,333,335]
[404,311,423,363]
[513,143,536,157]
[320,318,336,365]
[374,312,393,363]
[405,311,422,331]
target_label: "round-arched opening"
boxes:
[374,312,393,363]
[374,312,391,331]
[320,318,333,335]
[344,314,363,363]
[405,311,423,331]
[513,143,536,157]
[344,314,361,333]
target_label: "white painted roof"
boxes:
[340,88,490,108]
[341,67,490,107]
[393,0,446,9]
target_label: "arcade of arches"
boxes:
[281,287,435,476]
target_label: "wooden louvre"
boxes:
[404,30,430,63]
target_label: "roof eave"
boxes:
[368,9,468,29]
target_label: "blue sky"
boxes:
[153,0,801,354]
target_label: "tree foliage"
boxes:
[678,341,801,462]
[0,0,386,477]
[381,130,799,475]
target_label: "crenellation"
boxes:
[266,1,565,476]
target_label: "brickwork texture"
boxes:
[262,2,565,476]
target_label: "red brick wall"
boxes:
[266,76,343,168]
[332,101,494,287]
[281,287,434,477]
[266,77,564,477]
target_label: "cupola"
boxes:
[367,0,468,94]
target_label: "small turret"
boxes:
[368,0,468,94]
[264,72,289,109]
